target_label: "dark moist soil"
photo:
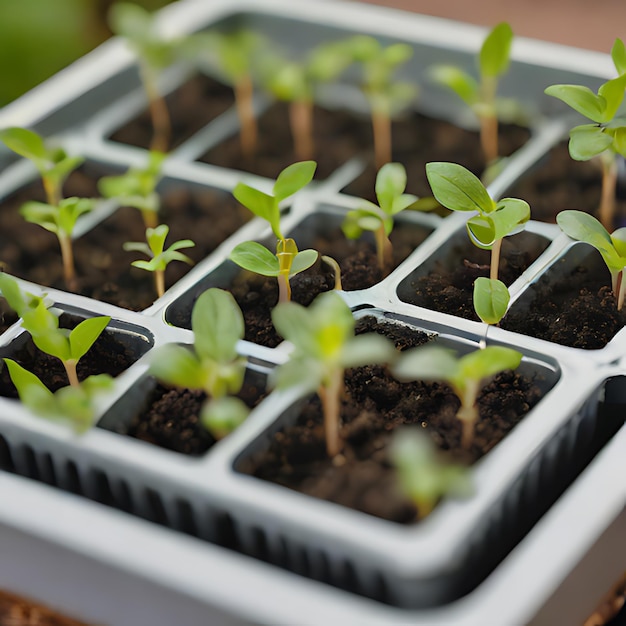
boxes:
[400,231,550,322]
[0,297,18,336]
[238,317,544,524]
[0,166,249,311]
[109,74,235,150]
[501,254,626,349]
[124,373,267,457]
[0,589,90,626]
[507,141,626,227]
[168,220,432,347]
[199,102,530,189]
[0,314,143,399]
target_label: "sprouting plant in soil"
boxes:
[259,39,353,161]
[108,2,182,153]
[0,274,113,431]
[390,428,471,519]
[391,343,522,448]
[557,209,626,310]
[0,274,111,389]
[3,359,113,433]
[228,161,318,303]
[544,39,626,230]
[430,22,515,166]
[188,29,265,159]
[344,35,415,169]
[98,150,165,229]
[149,288,251,439]
[271,291,395,457]
[123,223,195,299]
[342,162,425,274]
[0,127,91,291]
[426,161,529,324]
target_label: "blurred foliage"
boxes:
[0,0,173,106]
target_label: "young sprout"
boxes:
[557,209,626,310]
[392,346,522,449]
[392,344,522,449]
[321,255,343,291]
[3,359,113,433]
[149,288,250,440]
[98,150,165,229]
[228,161,318,302]
[189,29,264,158]
[124,224,194,299]
[426,161,529,323]
[345,35,415,169]
[342,162,419,274]
[544,40,626,230]
[272,291,395,457]
[430,22,514,165]
[261,40,353,161]
[108,2,182,152]
[0,127,89,290]
[390,428,471,519]
[0,273,111,389]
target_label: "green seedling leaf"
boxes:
[273,161,317,202]
[233,183,280,237]
[191,288,244,364]
[557,209,612,244]
[0,127,47,161]
[390,428,471,518]
[69,316,111,362]
[473,277,510,324]
[375,162,407,212]
[229,241,280,276]
[426,162,494,213]
[289,248,319,275]
[479,22,513,78]
[201,396,250,440]
[149,344,208,389]
[544,84,607,124]
[0,274,38,317]
[569,124,614,160]
[430,65,478,106]
[612,38,626,75]
[466,197,529,248]
[4,358,53,405]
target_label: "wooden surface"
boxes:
[355,0,626,52]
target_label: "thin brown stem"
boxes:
[372,109,392,170]
[457,403,478,450]
[319,370,344,457]
[599,152,618,231]
[375,225,393,276]
[289,99,314,162]
[479,114,498,166]
[58,233,77,291]
[277,273,291,303]
[490,238,502,281]
[141,64,171,154]
[321,255,343,290]
[615,270,625,311]
[63,359,80,388]
[43,177,61,208]
[141,209,158,230]
[155,269,165,299]
[235,74,257,159]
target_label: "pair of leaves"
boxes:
[271,291,395,392]
[21,197,94,237]
[229,238,317,280]
[233,161,317,240]
[124,224,194,273]
[4,359,112,433]
[473,277,510,325]
[343,163,419,240]
[426,162,529,248]
[431,22,513,107]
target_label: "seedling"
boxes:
[392,344,522,448]
[124,223,194,299]
[342,162,419,273]
[228,161,318,302]
[557,209,626,310]
[108,2,182,152]
[261,40,353,160]
[3,359,113,433]
[426,161,529,323]
[0,127,90,290]
[0,273,111,389]
[98,150,165,229]
[390,428,471,519]
[345,35,415,169]
[544,39,626,230]
[149,288,250,440]
[272,291,395,457]
[189,29,264,158]
[430,22,514,165]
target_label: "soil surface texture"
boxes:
[239,317,544,524]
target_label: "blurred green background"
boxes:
[0,0,174,107]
